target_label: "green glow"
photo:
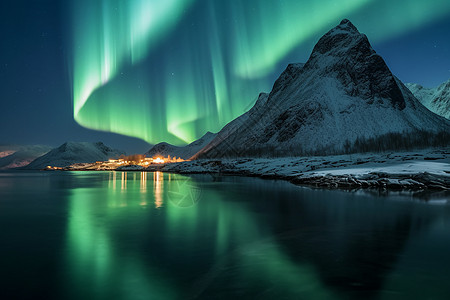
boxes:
[65,172,177,299]
[64,172,335,298]
[71,0,450,145]
[71,0,194,144]
[346,0,450,43]
[230,0,372,79]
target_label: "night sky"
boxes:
[1,0,450,154]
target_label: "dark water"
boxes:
[0,171,450,300]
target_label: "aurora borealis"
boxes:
[1,0,450,151]
[70,0,450,145]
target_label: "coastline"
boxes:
[53,148,450,192]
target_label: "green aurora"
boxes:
[70,0,450,145]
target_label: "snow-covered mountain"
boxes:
[406,80,450,119]
[196,20,450,158]
[192,92,269,159]
[145,131,216,160]
[25,142,124,169]
[0,145,51,169]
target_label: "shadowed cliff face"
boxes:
[304,19,405,109]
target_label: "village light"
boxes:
[153,157,165,164]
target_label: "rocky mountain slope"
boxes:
[0,145,51,169]
[25,142,124,169]
[406,80,450,119]
[196,20,450,158]
[192,92,269,159]
[145,131,216,160]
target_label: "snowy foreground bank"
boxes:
[161,149,450,191]
[66,149,450,191]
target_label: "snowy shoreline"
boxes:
[62,148,450,191]
[162,150,450,191]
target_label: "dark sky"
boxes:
[0,0,449,154]
[0,0,151,153]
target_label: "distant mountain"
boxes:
[145,131,216,160]
[0,145,51,169]
[25,142,124,169]
[406,80,450,119]
[195,20,449,158]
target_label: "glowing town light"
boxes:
[153,157,165,164]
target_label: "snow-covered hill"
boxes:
[196,20,450,158]
[25,142,124,169]
[145,131,216,160]
[406,80,450,119]
[0,145,51,169]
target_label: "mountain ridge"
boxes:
[406,79,450,119]
[25,141,124,169]
[194,19,449,158]
[145,131,216,160]
[0,144,52,169]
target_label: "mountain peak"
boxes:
[195,20,450,159]
[310,19,368,57]
[339,19,358,31]
[301,19,407,110]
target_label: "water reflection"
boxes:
[140,172,147,192]
[121,171,127,191]
[65,172,336,299]
[107,171,166,208]
[56,173,450,299]
[66,172,176,299]
[154,171,163,208]
[140,172,147,206]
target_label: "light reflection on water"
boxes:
[0,171,450,299]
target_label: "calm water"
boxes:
[0,171,450,300]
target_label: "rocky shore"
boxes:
[290,172,449,190]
